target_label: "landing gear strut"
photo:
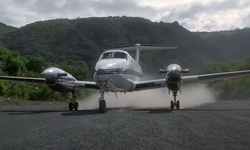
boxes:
[170,90,180,110]
[99,90,106,113]
[68,90,79,111]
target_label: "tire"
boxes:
[170,101,174,110]
[99,100,106,113]
[69,102,74,111]
[176,101,180,110]
[74,102,79,111]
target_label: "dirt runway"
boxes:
[0,101,250,150]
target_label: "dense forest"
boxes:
[0,46,89,101]
[199,58,250,100]
[0,16,250,101]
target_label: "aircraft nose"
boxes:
[167,70,181,82]
[95,60,127,72]
[168,69,181,76]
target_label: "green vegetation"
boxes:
[199,58,250,100]
[0,47,89,102]
[0,22,17,35]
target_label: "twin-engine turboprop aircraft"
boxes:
[1,43,250,113]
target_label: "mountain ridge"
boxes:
[0,17,248,74]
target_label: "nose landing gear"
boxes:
[170,90,180,110]
[99,90,106,113]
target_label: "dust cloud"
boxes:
[78,84,216,110]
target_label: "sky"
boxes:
[0,0,250,31]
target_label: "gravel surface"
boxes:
[0,101,250,150]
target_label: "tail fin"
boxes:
[104,43,178,63]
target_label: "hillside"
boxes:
[195,28,250,60]
[0,17,227,75]
[0,22,17,35]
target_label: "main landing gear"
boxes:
[69,101,79,111]
[99,90,106,113]
[170,90,180,110]
[68,90,79,111]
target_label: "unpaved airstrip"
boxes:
[0,101,250,150]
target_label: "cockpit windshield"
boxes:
[102,52,113,59]
[100,52,127,60]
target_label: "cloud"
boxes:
[0,0,249,31]
[159,0,250,31]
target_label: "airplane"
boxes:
[1,43,250,113]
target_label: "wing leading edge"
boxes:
[72,81,99,89]
[183,70,250,84]
[134,79,167,91]
[0,76,46,83]
[1,70,250,91]
[134,70,250,91]
[0,76,99,89]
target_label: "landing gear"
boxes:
[171,101,174,110]
[74,102,79,111]
[69,102,79,111]
[68,90,79,111]
[170,90,180,110]
[176,101,180,110]
[99,90,106,113]
[99,99,106,113]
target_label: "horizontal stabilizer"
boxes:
[104,44,177,51]
[104,43,177,63]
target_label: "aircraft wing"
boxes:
[0,76,46,83]
[134,70,250,91]
[73,81,99,89]
[134,79,167,91]
[0,76,99,89]
[182,70,250,84]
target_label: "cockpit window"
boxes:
[102,52,113,59]
[100,52,127,60]
[113,52,127,59]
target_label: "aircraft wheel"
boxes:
[170,101,174,110]
[99,100,106,113]
[74,102,79,111]
[176,101,180,110]
[69,102,74,111]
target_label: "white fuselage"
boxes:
[94,50,142,92]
